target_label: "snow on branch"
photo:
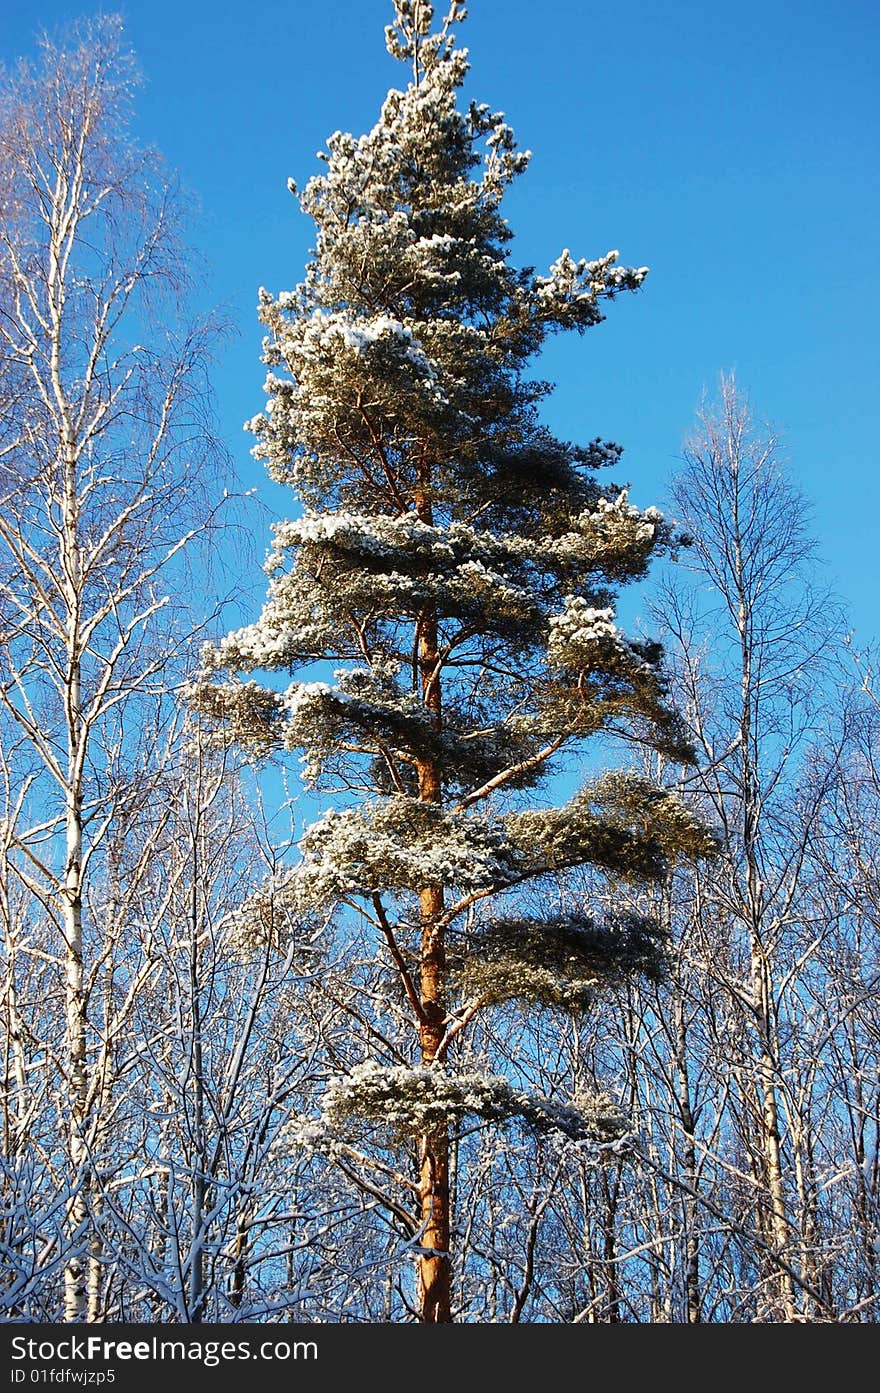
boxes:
[252,771,717,917]
[293,796,520,908]
[533,249,648,331]
[186,677,286,752]
[452,910,668,1012]
[547,596,654,678]
[283,1060,628,1148]
[507,771,720,882]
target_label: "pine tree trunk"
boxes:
[417,879,451,1322]
[414,481,451,1321]
[415,749,451,1320]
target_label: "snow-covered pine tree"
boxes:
[193,0,716,1322]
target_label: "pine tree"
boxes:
[194,0,716,1323]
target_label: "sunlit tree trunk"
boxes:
[414,480,450,1322]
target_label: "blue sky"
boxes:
[4,0,879,640]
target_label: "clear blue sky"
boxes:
[5,0,879,640]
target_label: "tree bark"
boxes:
[414,484,451,1323]
[62,432,89,1323]
[673,978,702,1323]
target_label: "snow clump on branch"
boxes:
[283,1060,629,1147]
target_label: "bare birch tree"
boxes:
[652,375,843,1318]
[0,15,224,1319]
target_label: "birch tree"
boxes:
[654,376,843,1319]
[194,0,715,1323]
[0,16,223,1319]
